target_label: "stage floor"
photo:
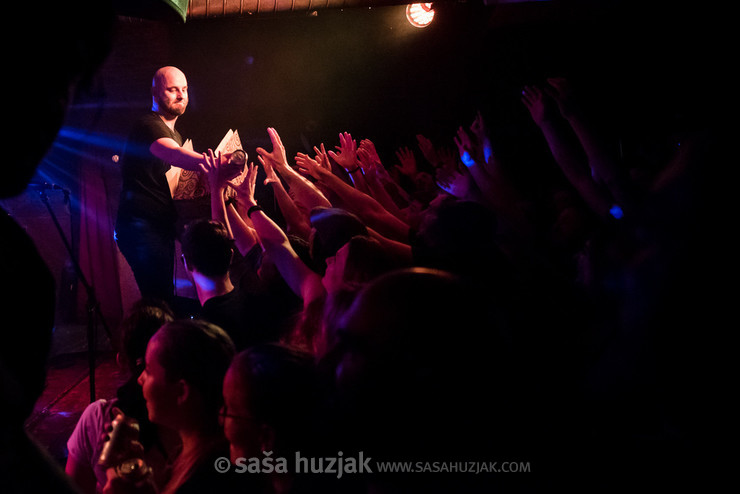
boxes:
[25,348,128,468]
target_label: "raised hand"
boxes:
[357,147,378,174]
[328,131,358,171]
[543,77,578,118]
[313,143,332,172]
[435,166,473,199]
[242,162,259,208]
[454,126,485,169]
[261,154,281,186]
[416,134,441,168]
[255,127,289,169]
[436,146,460,173]
[294,152,324,180]
[233,156,260,201]
[359,139,382,167]
[469,111,493,164]
[200,148,230,191]
[394,146,418,177]
[521,85,556,126]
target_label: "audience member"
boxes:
[180,218,300,349]
[66,299,177,494]
[324,267,523,493]
[11,15,720,490]
[221,343,322,494]
[102,320,239,494]
[201,145,401,356]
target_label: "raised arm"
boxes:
[260,153,312,241]
[296,150,410,242]
[199,149,231,234]
[521,83,614,219]
[328,132,370,194]
[239,163,325,306]
[453,121,533,240]
[394,146,419,182]
[255,127,332,212]
[357,145,408,222]
[200,149,260,255]
[544,77,637,213]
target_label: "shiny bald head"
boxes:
[151,66,188,119]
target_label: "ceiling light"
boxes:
[406,3,435,28]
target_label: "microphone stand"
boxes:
[38,188,113,403]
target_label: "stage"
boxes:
[24,324,126,468]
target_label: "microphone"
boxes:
[27,182,70,193]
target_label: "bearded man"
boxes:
[115,66,220,307]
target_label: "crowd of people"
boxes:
[1,3,723,492]
[66,69,720,493]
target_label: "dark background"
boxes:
[54,0,725,180]
[3,0,724,331]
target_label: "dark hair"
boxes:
[340,235,398,289]
[180,219,234,277]
[309,208,367,270]
[153,320,236,419]
[120,298,174,374]
[229,343,319,454]
[410,198,505,281]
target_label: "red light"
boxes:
[406,3,435,28]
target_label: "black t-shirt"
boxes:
[200,285,302,352]
[116,112,182,226]
[198,245,303,351]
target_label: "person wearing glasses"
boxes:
[221,343,323,494]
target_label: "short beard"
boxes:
[155,98,186,119]
[162,104,186,119]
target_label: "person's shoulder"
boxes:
[205,287,250,308]
[137,111,161,123]
[126,112,172,146]
[179,446,261,494]
[80,398,114,423]
[130,112,167,133]
[68,398,114,445]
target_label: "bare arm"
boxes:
[150,137,210,172]
[226,203,260,256]
[545,78,637,213]
[361,138,411,208]
[521,84,614,218]
[328,132,370,195]
[200,149,260,254]
[366,226,413,265]
[65,457,97,494]
[296,151,410,242]
[453,124,532,238]
[255,127,331,212]
[260,154,312,241]
[357,144,408,223]
[240,164,324,306]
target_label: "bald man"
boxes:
[115,66,217,308]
